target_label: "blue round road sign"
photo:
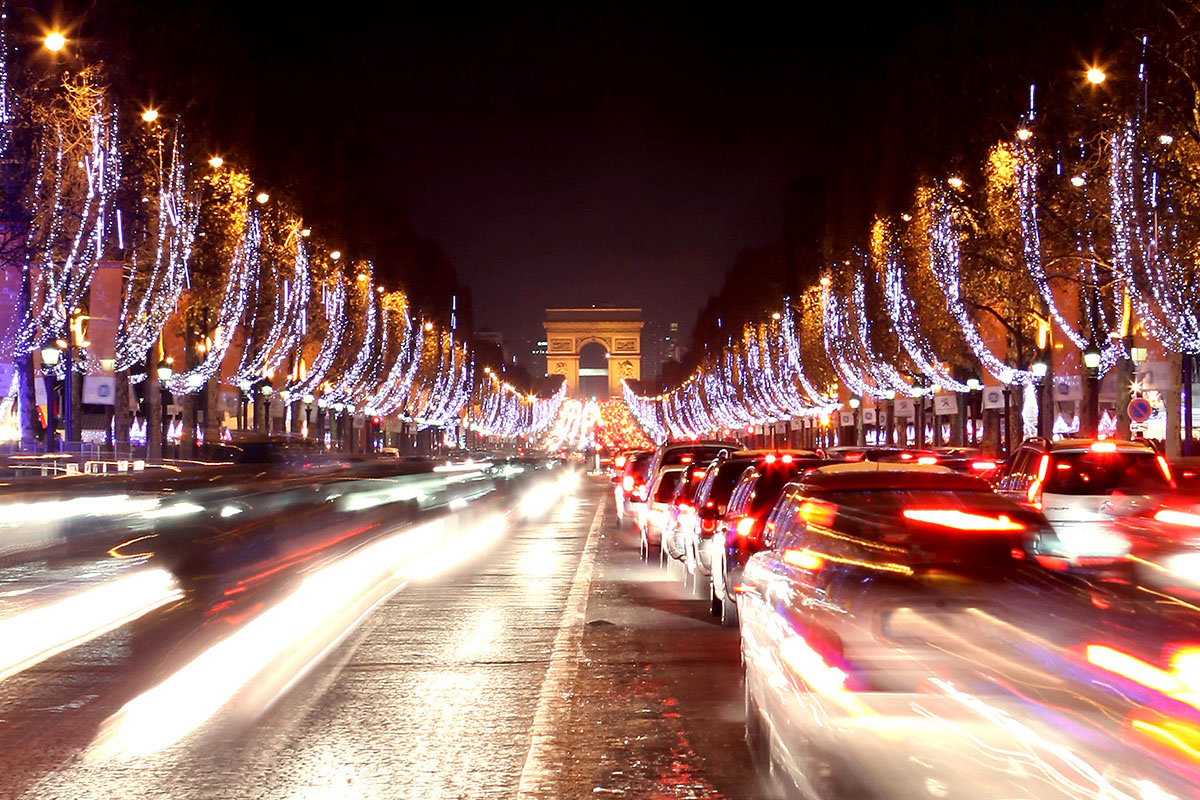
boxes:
[1128,397,1153,423]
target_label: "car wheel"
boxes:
[721,585,739,628]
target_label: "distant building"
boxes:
[641,320,684,386]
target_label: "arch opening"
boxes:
[578,341,609,399]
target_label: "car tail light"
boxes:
[1154,509,1200,528]
[614,455,627,469]
[917,455,938,465]
[845,451,865,462]
[783,548,825,571]
[693,469,706,478]
[1091,441,1118,453]
[1157,455,1176,486]
[899,452,914,460]
[764,454,777,464]
[681,455,693,464]
[1027,454,1050,505]
[705,500,714,508]
[781,454,793,464]
[798,499,837,528]
[970,460,997,472]
[622,475,634,492]
[901,508,1024,531]
[701,518,718,533]
[736,516,756,538]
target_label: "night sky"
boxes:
[44,1,1111,350]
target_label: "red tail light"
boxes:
[1157,455,1176,487]
[970,460,998,472]
[783,549,825,571]
[614,455,627,468]
[1027,454,1050,505]
[736,516,756,538]
[899,452,913,460]
[622,475,634,492]
[764,454,776,464]
[798,499,837,528]
[845,451,865,462]
[901,508,1024,531]
[1091,441,1117,453]
[917,455,938,465]
[1154,509,1200,528]
[781,454,793,464]
[701,518,718,533]
[681,455,693,464]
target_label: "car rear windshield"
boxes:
[663,446,733,467]
[1044,451,1170,496]
[653,471,683,502]
[748,467,804,513]
[628,451,655,479]
[809,488,1048,565]
[707,461,756,507]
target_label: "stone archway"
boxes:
[543,307,643,397]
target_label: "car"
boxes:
[680,450,824,596]
[641,439,745,490]
[638,465,687,562]
[658,462,714,569]
[709,453,819,627]
[995,437,1176,566]
[738,462,1200,800]
[929,446,1002,477]
[612,449,653,529]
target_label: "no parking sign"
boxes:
[1128,397,1153,423]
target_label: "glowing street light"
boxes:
[1070,175,1086,188]
[141,108,159,123]
[423,321,434,332]
[255,191,269,204]
[43,32,66,52]
[300,228,311,237]
[947,176,964,189]
[1016,127,1032,141]
[208,156,224,169]
[1086,67,1106,85]
[329,250,341,261]
[1160,134,1174,145]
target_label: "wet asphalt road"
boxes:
[0,476,767,799]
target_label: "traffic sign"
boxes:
[1128,397,1153,423]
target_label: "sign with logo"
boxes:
[82,376,115,405]
[894,397,915,418]
[861,408,877,425]
[839,411,854,427]
[981,386,1006,410]
[1128,397,1153,423]
[933,395,958,415]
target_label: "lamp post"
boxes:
[279,389,291,436]
[1083,344,1102,438]
[1031,358,1048,438]
[915,385,926,449]
[966,376,982,446]
[848,396,861,446]
[333,402,345,450]
[238,379,253,430]
[883,389,895,446]
[261,384,274,435]
[39,344,60,452]
[317,397,328,448]
[303,393,314,439]
[156,359,173,459]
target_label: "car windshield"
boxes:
[706,460,756,508]
[1044,450,1171,496]
[663,446,734,467]
[653,471,683,502]
[811,488,1050,564]
[748,467,804,513]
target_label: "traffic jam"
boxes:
[609,437,1200,799]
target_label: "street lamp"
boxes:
[317,397,328,447]
[141,108,159,123]
[883,389,896,446]
[1083,344,1102,438]
[332,402,345,451]
[303,393,314,438]
[43,32,66,52]
[208,156,224,169]
[255,191,269,204]
[261,384,273,434]
[1086,67,1106,85]
[40,345,60,452]
[157,359,174,458]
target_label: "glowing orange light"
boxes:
[798,499,837,528]
[736,516,756,538]
[901,508,1025,531]
[784,549,825,571]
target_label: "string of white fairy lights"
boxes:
[467,370,566,438]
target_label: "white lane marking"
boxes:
[516,498,605,799]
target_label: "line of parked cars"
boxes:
[612,437,1200,799]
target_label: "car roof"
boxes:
[1044,438,1157,454]
[799,462,993,492]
